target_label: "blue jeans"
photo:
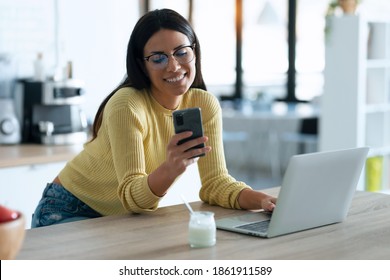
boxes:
[31,183,101,228]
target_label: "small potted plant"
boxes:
[325,0,362,40]
[326,0,361,16]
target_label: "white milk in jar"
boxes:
[188,211,216,248]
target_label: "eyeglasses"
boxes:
[144,45,195,70]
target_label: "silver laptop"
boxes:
[216,147,369,238]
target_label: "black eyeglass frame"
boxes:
[143,44,196,65]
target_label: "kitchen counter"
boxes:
[16,189,390,260]
[0,144,84,168]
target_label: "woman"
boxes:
[31,8,276,228]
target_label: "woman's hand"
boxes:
[260,195,277,212]
[166,131,212,175]
[238,189,277,211]
[147,131,211,197]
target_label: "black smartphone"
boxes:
[173,107,205,158]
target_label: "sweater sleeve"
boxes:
[105,103,161,213]
[197,94,251,209]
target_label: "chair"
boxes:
[279,117,319,171]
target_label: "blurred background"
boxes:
[1,0,390,190]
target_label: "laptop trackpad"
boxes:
[216,211,271,228]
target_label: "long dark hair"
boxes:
[90,9,207,141]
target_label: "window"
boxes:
[242,0,288,99]
[149,0,189,17]
[192,0,236,87]
[146,0,390,101]
[194,0,330,101]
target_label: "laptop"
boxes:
[216,147,370,238]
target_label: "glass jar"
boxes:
[188,211,216,248]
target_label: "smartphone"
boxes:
[173,107,205,158]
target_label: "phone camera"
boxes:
[176,114,184,126]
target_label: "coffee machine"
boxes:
[14,79,88,145]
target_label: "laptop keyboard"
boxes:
[236,220,270,233]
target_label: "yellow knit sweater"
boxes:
[58,87,250,215]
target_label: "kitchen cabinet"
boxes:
[0,162,66,229]
[0,144,82,229]
[321,15,390,193]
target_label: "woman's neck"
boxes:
[150,90,182,110]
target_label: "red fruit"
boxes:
[0,205,19,223]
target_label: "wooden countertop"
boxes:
[0,144,84,168]
[16,189,390,260]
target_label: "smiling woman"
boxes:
[143,29,197,109]
[30,8,277,228]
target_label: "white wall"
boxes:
[56,0,139,119]
[0,0,140,119]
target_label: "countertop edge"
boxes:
[0,144,84,168]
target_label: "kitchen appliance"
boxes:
[14,79,88,145]
[0,98,21,144]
